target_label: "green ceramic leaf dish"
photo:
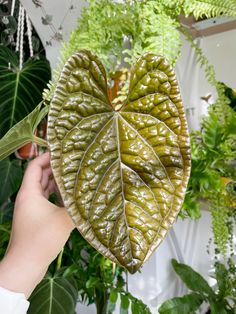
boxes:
[47,50,191,273]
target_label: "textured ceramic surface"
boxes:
[47,50,191,273]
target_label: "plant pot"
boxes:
[15,142,38,159]
[107,69,128,103]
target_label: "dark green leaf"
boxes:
[128,293,152,314]
[0,158,22,203]
[131,300,151,314]
[171,259,215,297]
[120,294,129,314]
[0,222,11,259]
[0,45,51,137]
[62,264,79,278]
[0,201,14,224]
[28,273,78,314]
[158,293,203,314]
[209,300,228,314]
[0,102,48,161]
[131,302,140,314]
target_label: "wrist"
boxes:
[0,253,47,298]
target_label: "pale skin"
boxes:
[0,152,75,298]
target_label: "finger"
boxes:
[44,179,56,199]
[21,153,50,190]
[41,167,53,191]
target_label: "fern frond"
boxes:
[183,0,236,18]
[126,1,181,65]
[202,110,223,149]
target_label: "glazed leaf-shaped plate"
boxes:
[47,50,191,273]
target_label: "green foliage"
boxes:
[183,0,236,18]
[28,271,78,314]
[0,201,14,225]
[45,0,236,105]
[159,259,236,313]
[211,201,230,256]
[120,293,130,314]
[0,102,48,161]
[0,45,51,137]
[44,0,180,101]
[0,201,12,258]
[63,231,126,308]
[182,108,236,253]
[124,1,181,66]
[0,158,22,203]
[56,230,153,313]
[158,293,203,314]
[216,259,236,304]
[180,29,236,253]
[172,259,214,297]
[107,289,152,314]
[60,0,138,73]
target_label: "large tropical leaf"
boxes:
[0,158,22,203]
[28,273,78,314]
[171,259,215,298]
[0,45,51,137]
[47,50,191,273]
[0,201,14,224]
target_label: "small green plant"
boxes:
[159,259,236,314]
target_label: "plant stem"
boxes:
[56,248,64,272]
[32,135,48,147]
[95,288,109,314]
[112,262,116,276]
[125,269,128,293]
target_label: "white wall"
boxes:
[176,30,236,131]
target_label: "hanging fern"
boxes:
[125,1,181,66]
[44,0,236,104]
[44,0,184,103]
[59,0,138,73]
[183,0,236,18]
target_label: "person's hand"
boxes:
[0,152,75,298]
